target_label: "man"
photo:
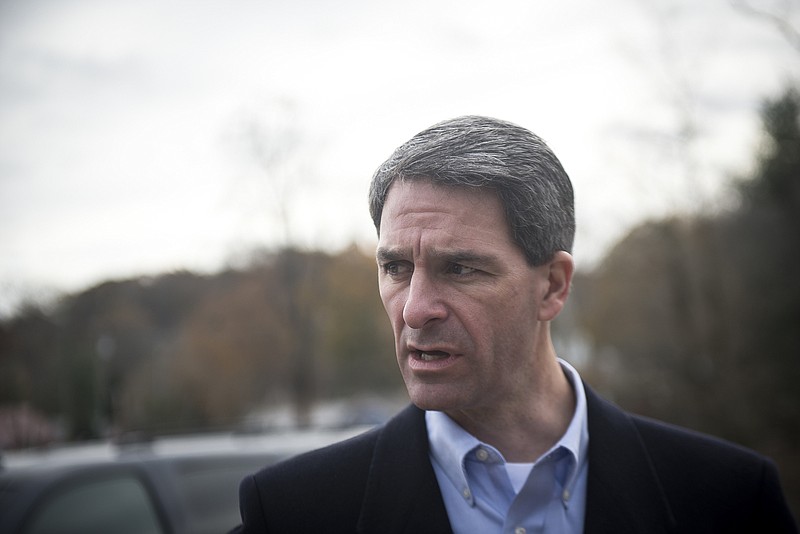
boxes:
[233,116,796,533]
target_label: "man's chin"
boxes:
[406,386,462,413]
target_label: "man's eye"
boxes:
[382,261,410,276]
[448,263,478,276]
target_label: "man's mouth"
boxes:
[418,350,450,362]
[407,348,459,372]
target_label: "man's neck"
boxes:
[445,355,576,463]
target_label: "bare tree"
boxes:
[232,99,320,428]
[235,98,310,246]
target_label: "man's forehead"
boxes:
[381,180,502,224]
[378,181,518,255]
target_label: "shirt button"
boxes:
[563,489,571,501]
[515,528,526,534]
[476,448,489,461]
[462,487,471,500]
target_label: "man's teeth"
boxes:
[420,352,448,361]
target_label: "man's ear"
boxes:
[538,251,574,322]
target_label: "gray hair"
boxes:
[368,115,575,266]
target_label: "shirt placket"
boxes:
[504,450,567,534]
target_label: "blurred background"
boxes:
[0,0,798,519]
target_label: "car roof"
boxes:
[0,425,373,534]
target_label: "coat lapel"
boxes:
[583,386,676,534]
[357,404,453,534]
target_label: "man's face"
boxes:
[376,179,553,415]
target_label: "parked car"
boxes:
[0,426,368,534]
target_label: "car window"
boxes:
[171,455,276,534]
[22,473,165,534]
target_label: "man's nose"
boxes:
[402,272,447,329]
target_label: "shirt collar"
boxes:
[426,358,589,503]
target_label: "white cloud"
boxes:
[0,0,797,311]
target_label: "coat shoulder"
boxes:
[630,413,797,532]
[584,387,797,533]
[236,405,429,534]
[242,426,381,532]
[630,413,766,471]
[254,424,381,486]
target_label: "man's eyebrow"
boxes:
[376,247,500,268]
[432,249,499,268]
[376,247,405,263]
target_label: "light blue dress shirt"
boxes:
[426,359,589,534]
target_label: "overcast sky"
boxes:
[1,0,798,315]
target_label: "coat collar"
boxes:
[583,385,676,534]
[357,404,453,534]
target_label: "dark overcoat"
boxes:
[233,386,797,533]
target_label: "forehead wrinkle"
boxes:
[390,196,514,255]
